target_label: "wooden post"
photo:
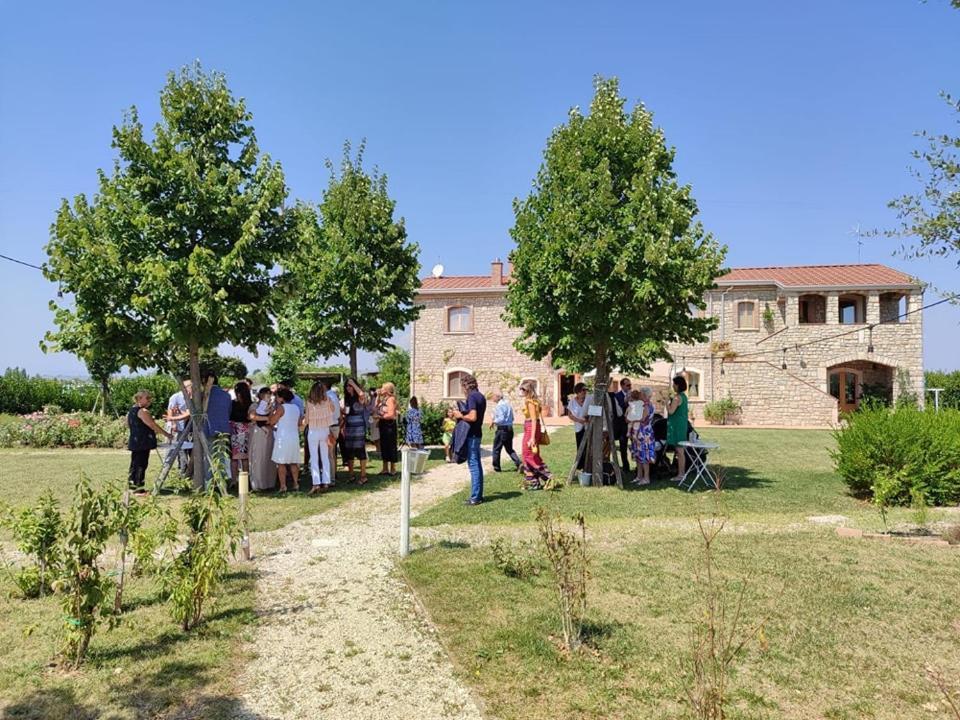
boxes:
[238,470,251,561]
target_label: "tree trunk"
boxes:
[591,348,608,488]
[100,377,110,417]
[349,342,358,379]
[188,339,207,491]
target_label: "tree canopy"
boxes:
[506,76,726,485]
[278,141,421,378]
[505,76,726,378]
[44,63,294,487]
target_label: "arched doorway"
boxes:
[826,360,895,413]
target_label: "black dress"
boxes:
[127,405,158,489]
[378,415,398,464]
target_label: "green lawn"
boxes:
[0,445,448,539]
[0,444,447,719]
[404,428,960,720]
[415,427,937,530]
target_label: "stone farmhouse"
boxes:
[410,260,924,427]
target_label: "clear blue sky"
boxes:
[1,0,958,375]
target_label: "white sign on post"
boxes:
[587,404,603,417]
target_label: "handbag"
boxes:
[538,418,551,446]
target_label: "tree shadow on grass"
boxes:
[1,686,98,720]
[484,490,522,503]
[619,465,770,493]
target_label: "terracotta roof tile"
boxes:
[717,264,918,288]
[419,263,920,292]
[419,275,508,290]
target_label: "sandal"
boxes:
[358,475,368,485]
[308,486,323,495]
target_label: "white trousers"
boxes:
[308,426,332,486]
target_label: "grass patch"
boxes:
[414,428,948,530]
[0,446,449,539]
[0,569,255,719]
[404,428,960,719]
[405,524,960,720]
[0,443,451,716]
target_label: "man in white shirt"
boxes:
[165,380,194,477]
[566,382,590,470]
[327,384,342,477]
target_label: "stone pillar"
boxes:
[906,290,923,324]
[784,294,799,327]
[866,290,880,325]
[826,292,839,324]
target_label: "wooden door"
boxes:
[829,370,859,413]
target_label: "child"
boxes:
[441,407,457,463]
[254,387,272,427]
[628,387,656,485]
[405,396,424,449]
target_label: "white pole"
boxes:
[399,449,411,557]
[929,388,943,412]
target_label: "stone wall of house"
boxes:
[664,286,924,426]
[411,292,557,414]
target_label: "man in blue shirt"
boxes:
[452,373,486,505]
[202,371,233,489]
[488,391,521,473]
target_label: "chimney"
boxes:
[491,258,503,285]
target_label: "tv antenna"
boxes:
[848,224,864,263]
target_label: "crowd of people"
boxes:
[124,372,408,494]
[124,369,693,500]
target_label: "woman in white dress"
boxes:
[269,387,302,493]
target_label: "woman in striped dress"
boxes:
[341,378,369,484]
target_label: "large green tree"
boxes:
[280,141,421,378]
[44,64,294,488]
[506,77,726,483]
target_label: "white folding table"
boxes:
[677,440,719,492]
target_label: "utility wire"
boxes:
[0,253,43,270]
[677,293,960,364]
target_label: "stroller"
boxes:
[650,414,704,480]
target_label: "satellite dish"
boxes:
[431,263,444,278]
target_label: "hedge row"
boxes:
[833,405,960,506]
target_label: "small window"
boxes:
[682,369,702,400]
[839,295,865,325]
[446,306,473,333]
[736,301,757,329]
[445,369,472,398]
[798,294,826,324]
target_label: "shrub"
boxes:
[53,474,119,667]
[832,406,960,506]
[162,471,241,631]
[536,508,589,652]
[0,411,127,448]
[490,538,542,580]
[703,397,741,425]
[0,490,63,597]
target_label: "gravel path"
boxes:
[234,460,485,720]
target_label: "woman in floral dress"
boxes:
[627,387,656,485]
[405,397,424,448]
